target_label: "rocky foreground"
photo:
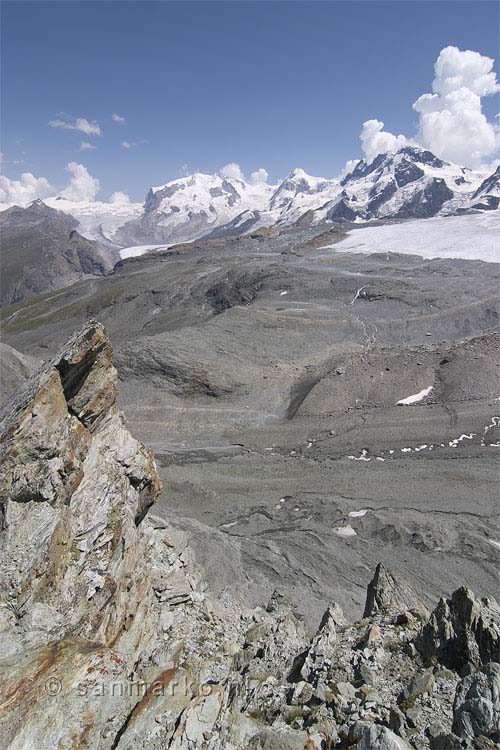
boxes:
[0,321,499,749]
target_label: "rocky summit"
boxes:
[0,321,499,750]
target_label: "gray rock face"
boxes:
[395,177,454,218]
[471,165,500,210]
[0,200,114,305]
[0,322,192,748]
[416,587,500,674]
[452,662,500,741]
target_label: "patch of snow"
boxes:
[119,244,170,260]
[348,509,368,518]
[484,416,500,433]
[348,449,371,461]
[334,525,357,537]
[397,386,433,405]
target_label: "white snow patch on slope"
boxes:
[348,509,368,518]
[323,213,500,263]
[119,244,170,260]
[334,525,357,537]
[397,386,434,405]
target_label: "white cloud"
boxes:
[360,119,409,162]
[340,158,359,177]
[0,163,131,207]
[358,47,500,167]
[112,113,126,123]
[179,163,190,177]
[431,46,500,98]
[121,139,148,149]
[61,162,100,201]
[49,116,101,136]
[0,171,53,204]
[110,191,130,204]
[413,46,500,166]
[219,162,245,181]
[250,168,269,185]
[80,141,96,151]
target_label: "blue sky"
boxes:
[2,0,499,201]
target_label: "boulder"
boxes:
[452,662,500,741]
[348,721,413,749]
[429,733,463,750]
[398,670,436,704]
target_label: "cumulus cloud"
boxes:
[0,171,53,204]
[49,116,101,136]
[412,46,500,166]
[110,191,130,204]
[219,162,245,181]
[360,119,409,162]
[250,168,269,185]
[359,46,500,167]
[80,141,96,151]
[61,162,100,201]
[112,113,126,123]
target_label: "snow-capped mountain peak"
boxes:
[114,171,276,247]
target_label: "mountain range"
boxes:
[1,147,498,260]
[113,147,499,251]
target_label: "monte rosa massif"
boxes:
[1,146,499,259]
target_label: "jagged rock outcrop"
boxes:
[363,562,427,620]
[415,587,500,675]
[0,321,232,749]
